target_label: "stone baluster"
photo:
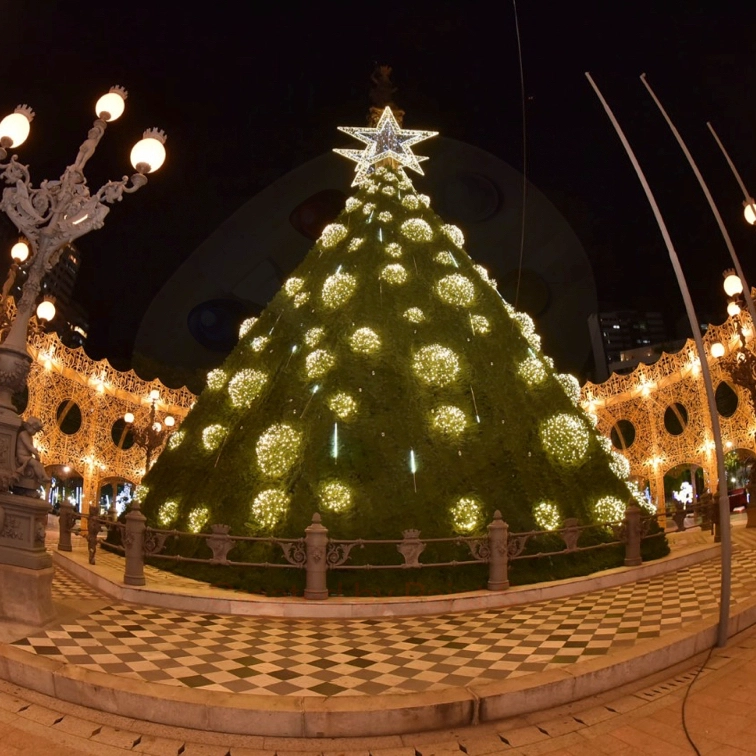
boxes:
[304,513,328,600]
[57,499,73,552]
[123,507,146,586]
[487,510,509,591]
[623,503,642,567]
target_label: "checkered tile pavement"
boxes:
[51,569,107,602]
[14,542,756,698]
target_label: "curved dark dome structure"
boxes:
[135,137,596,373]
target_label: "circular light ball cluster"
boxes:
[442,224,465,248]
[239,317,258,338]
[450,496,483,533]
[380,186,395,196]
[319,223,348,249]
[609,450,631,480]
[202,424,227,452]
[534,501,561,531]
[157,500,178,527]
[318,480,352,512]
[431,405,468,437]
[436,274,476,308]
[403,307,425,323]
[284,277,305,296]
[470,314,491,335]
[593,495,626,524]
[256,423,302,478]
[293,291,310,308]
[626,481,655,513]
[349,327,381,354]
[412,345,461,387]
[400,218,433,242]
[418,194,430,207]
[327,392,357,420]
[304,327,325,347]
[228,369,268,408]
[167,429,185,451]
[385,242,402,258]
[133,485,148,504]
[345,197,362,212]
[512,311,542,350]
[434,251,457,267]
[378,210,393,223]
[305,349,335,379]
[556,373,581,405]
[402,195,420,210]
[380,263,408,285]
[321,271,357,309]
[250,336,269,353]
[348,237,365,252]
[363,202,376,215]
[518,357,547,386]
[539,413,590,467]
[206,368,227,391]
[187,506,210,533]
[250,489,290,530]
[474,264,498,288]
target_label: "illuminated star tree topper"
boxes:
[334,106,438,186]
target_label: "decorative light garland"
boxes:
[431,405,468,437]
[450,496,483,533]
[187,506,210,533]
[442,224,464,247]
[380,185,396,196]
[293,291,310,308]
[284,277,305,296]
[305,349,336,379]
[345,197,363,213]
[539,413,590,466]
[380,263,408,285]
[378,210,393,223]
[412,344,461,386]
[202,424,227,452]
[318,480,352,512]
[470,314,491,335]
[556,373,581,405]
[304,327,325,347]
[206,368,227,391]
[256,423,302,478]
[517,357,547,386]
[239,317,258,338]
[167,429,185,451]
[400,218,433,242]
[250,335,269,353]
[321,271,357,309]
[250,489,290,530]
[157,500,178,527]
[348,237,365,252]
[474,264,498,289]
[349,327,381,354]
[593,495,625,524]
[609,450,631,480]
[134,485,148,504]
[435,273,476,307]
[512,311,542,350]
[228,368,268,408]
[319,223,348,249]
[385,242,403,258]
[403,307,425,323]
[534,501,561,531]
[434,251,457,267]
[363,202,376,215]
[402,195,420,210]
[327,391,357,419]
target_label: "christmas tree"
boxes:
[140,106,635,556]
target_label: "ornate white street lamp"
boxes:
[124,389,175,473]
[0,87,166,625]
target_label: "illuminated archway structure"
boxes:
[25,332,194,512]
[581,310,756,509]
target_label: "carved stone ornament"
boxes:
[207,524,233,565]
[143,529,169,556]
[467,538,491,562]
[280,540,306,566]
[14,415,50,491]
[507,534,529,560]
[397,529,426,567]
[326,542,360,567]
[559,518,580,552]
[34,517,45,544]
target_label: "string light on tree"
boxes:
[328,392,357,420]
[250,336,269,353]
[380,263,408,285]
[534,501,560,531]
[518,356,547,386]
[202,424,227,451]
[304,327,325,347]
[206,369,227,391]
[319,480,352,512]
[442,224,464,248]
[556,373,581,405]
[134,485,148,505]
[348,237,365,252]
[187,506,210,533]
[431,405,468,437]
[239,317,258,338]
[380,185,395,196]
[609,450,631,479]
[512,311,542,350]
[250,489,290,530]
[434,251,457,267]
[345,197,362,212]
[402,195,420,210]
[436,273,476,308]
[378,210,393,222]
[284,277,305,297]
[412,344,461,386]
[319,223,348,249]
[418,194,430,207]
[540,413,590,466]
[593,495,625,523]
[293,291,310,308]
[167,429,185,451]
[305,349,335,379]
[470,314,491,335]
[363,202,376,215]
[474,264,497,288]
[321,271,357,309]
[256,423,302,478]
[401,218,433,242]
[228,368,268,408]
[157,500,179,527]
[450,496,483,533]
[349,327,381,354]
[385,242,402,258]
[403,307,425,323]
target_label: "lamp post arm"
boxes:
[708,121,753,202]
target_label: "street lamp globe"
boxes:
[10,240,29,263]
[723,270,743,297]
[124,412,135,424]
[744,199,756,225]
[130,130,166,174]
[95,87,126,122]
[35,298,55,322]
[711,342,726,358]
[149,388,160,401]
[0,107,32,148]
[727,300,741,317]
[164,415,175,427]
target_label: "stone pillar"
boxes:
[623,503,642,567]
[57,498,74,552]
[304,513,328,600]
[123,507,146,586]
[746,481,756,529]
[487,510,509,591]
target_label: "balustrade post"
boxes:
[123,507,146,586]
[487,510,509,590]
[711,490,722,543]
[623,503,642,567]
[747,481,756,529]
[304,512,328,600]
[57,499,73,552]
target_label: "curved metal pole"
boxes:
[640,74,756,336]
[585,72,731,648]
[708,122,753,202]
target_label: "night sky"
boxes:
[3,1,755,372]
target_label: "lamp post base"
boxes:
[746,503,756,529]
[0,562,55,625]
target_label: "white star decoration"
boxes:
[334,107,438,186]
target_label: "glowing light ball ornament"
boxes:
[378,211,393,222]
[380,263,408,285]
[412,345,461,387]
[319,480,352,512]
[442,224,464,248]
[349,327,381,354]
[228,369,268,408]
[305,349,335,379]
[167,430,185,451]
[402,195,420,210]
[385,242,402,258]
[518,357,547,386]
[593,496,625,523]
[540,413,590,466]
[345,197,362,212]
[556,373,581,405]
[206,368,227,391]
[431,405,467,437]
[328,392,357,420]
[319,223,348,249]
[250,336,269,353]
[348,237,365,252]
[321,271,357,309]
[436,274,476,308]
[187,506,210,533]
[250,490,290,530]
[304,327,325,347]
[450,496,483,533]
[202,424,227,451]
[284,277,305,296]
[609,451,631,479]
[401,218,433,242]
[256,423,302,478]
[534,501,560,531]
[470,315,490,335]
[434,251,457,267]
[157,500,178,527]
[239,317,257,338]
[403,307,425,323]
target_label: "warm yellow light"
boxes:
[711,342,725,358]
[728,300,742,317]
[0,107,32,148]
[318,480,352,512]
[256,423,302,478]
[450,496,483,533]
[36,299,55,322]
[534,501,560,531]
[130,130,166,173]
[164,415,175,427]
[10,240,29,263]
[250,490,290,530]
[723,269,743,297]
[228,368,268,408]
[431,405,467,437]
[349,327,381,354]
[95,88,126,121]
[412,344,461,386]
[124,412,135,424]
[157,500,178,527]
[744,199,756,225]
[328,392,357,420]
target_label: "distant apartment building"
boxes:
[39,244,89,348]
